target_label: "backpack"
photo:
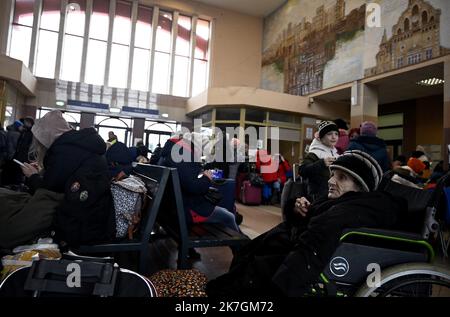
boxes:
[55,156,116,247]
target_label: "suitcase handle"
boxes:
[24,259,119,297]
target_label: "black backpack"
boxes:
[54,155,116,247]
[0,254,156,297]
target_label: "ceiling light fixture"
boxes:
[417,77,445,86]
[110,107,121,113]
[161,113,169,118]
[55,100,65,107]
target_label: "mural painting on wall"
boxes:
[262,0,366,96]
[365,0,450,76]
[262,0,450,97]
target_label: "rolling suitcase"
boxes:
[0,253,157,297]
[241,180,261,205]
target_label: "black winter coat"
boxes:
[28,128,115,246]
[162,139,215,223]
[206,191,405,296]
[298,152,330,202]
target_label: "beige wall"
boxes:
[142,0,263,89]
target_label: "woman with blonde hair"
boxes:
[19,110,115,246]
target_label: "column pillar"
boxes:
[350,81,379,128]
[0,80,6,127]
[132,117,145,146]
[443,58,450,170]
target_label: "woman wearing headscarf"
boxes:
[206,150,405,296]
[299,121,340,202]
[19,110,115,246]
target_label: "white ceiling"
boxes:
[193,0,286,17]
[314,63,445,105]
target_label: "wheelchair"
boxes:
[310,171,450,297]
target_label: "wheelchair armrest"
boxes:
[341,227,423,242]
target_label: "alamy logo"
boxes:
[329,257,350,277]
[366,263,381,288]
[366,3,381,28]
[66,263,81,288]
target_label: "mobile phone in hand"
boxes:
[13,159,26,167]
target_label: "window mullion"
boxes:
[104,0,116,87]
[205,18,213,90]
[29,0,43,73]
[54,0,68,79]
[3,0,14,55]
[127,0,138,90]
[80,0,93,83]
[168,11,178,96]
[188,15,197,97]
[147,6,159,93]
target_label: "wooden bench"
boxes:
[134,164,250,269]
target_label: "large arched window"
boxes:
[412,5,419,16]
[8,0,211,98]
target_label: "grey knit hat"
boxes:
[330,150,383,192]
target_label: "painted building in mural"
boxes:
[262,0,450,97]
[365,0,450,76]
[262,0,365,96]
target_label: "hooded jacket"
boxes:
[347,136,390,172]
[28,128,115,246]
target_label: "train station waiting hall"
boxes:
[0,0,450,299]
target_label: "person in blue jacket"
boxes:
[162,132,240,232]
[347,121,390,172]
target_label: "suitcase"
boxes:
[0,253,157,297]
[213,179,236,213]
[235,172,247,202]
[241,180,261,205]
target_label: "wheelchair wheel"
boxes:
[355,263,450,297]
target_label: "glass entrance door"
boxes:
[144,121,178,152]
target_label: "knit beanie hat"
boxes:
[31,110,72,149]
[407,157,426,174]
[330,150,383,192]
[360,121,377,137]
[318,121,339,139]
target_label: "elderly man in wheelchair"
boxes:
[206,150,450,297]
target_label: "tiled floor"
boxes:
[141,203,283,280]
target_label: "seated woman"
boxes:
[18,110,115,246]
[206,150,406,296]
[162,132,240,233]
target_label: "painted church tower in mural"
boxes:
[365,0,450,76]
[262,0,365,96]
